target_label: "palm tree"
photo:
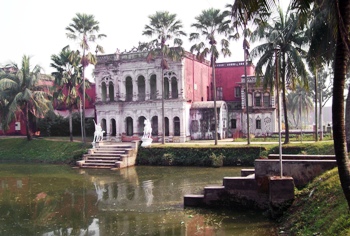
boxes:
[306,2,336,141]
[227,1,271,144]
[287,88,313,131]
[233,0,350,210]
[189,8,231,145]
[0,55,52,140]
[51,46,83,142]
[0,69,18,131]
[66,13,106,144]
[142,11,186,144]
[250,4,309,144]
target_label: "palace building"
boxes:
[93,50,278,143]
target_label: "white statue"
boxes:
[142,119,152,139]
[93,120,105,143]
[141,118,153,147]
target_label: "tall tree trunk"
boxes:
[333,0,350,210]
[282,54,289,144]
[345,84,350,150]
[315,70,318,141]
[212,52,218,145]
[25,103,32,141]
[81,49,86,144]
[69,109,73,142]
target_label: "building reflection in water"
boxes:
[0,165,276,236]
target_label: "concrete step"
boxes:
[85,159,117,163]
[82,162,116,167]
[85,156,120,159]
[94,150,125,153]
[204,186,225,204]
[81,165,114,169]
[184,194,204,207]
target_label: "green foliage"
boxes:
[137,146,264,166]
[0,138,88,164]
[269,142,335,155]
[279,168,350,235]
[209,152,223,167]
[37,111,94,137]
[137,142,335,167]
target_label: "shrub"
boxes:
[210,152,223,168]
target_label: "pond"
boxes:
[0,164,278,236]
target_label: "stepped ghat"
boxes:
[76,141,139,170]
[184,155,337,216]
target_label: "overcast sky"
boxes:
[1,0,291,79]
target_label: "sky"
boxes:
[1,0,251,78]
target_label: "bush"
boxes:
[37,111,94,137]
[136,146,264,167]
[210,152,223,167]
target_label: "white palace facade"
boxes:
[93,50,278,143]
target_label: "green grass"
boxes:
[279,168,350,235]
[0,137,89,164]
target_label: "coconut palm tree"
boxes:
[232,0,350,210]
[189,8,231,145]
[250,4,309,144]
[287,87,313,130]
[51,46,83,142]
[142,11,186,144]
[0,55,52,140]
[66,13,106,144]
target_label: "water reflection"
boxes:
[0,164,277,235]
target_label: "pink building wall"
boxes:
[215,61,255,102]
[183,55,211,102]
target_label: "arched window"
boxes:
[138,116,146,135]
[165,117,169,136]
[174,117,180,136]
[150,75,157,100]
[263,92,270,107]
[164,77,169,99]
[171,77,178,99]
[151,116,158,136]
[126,117,133,136]
[109,81,114,101]
[256,116,261,129]
[101,82,107,102]
[255,92,261,107]
[125,76,133,101]
[138,76,145,101]
[248,93,253,107]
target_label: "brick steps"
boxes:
[78,142,134,169]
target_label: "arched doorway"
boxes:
[110,118,116,136]
[101,119,107,136]
[126,117,133,136]
[174,117,180,136]
[151,116,158,136]
[165,117,169,136]
[138,116,146,136]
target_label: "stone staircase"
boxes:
[76,141,139,169]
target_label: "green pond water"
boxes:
[0,164,278,236]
